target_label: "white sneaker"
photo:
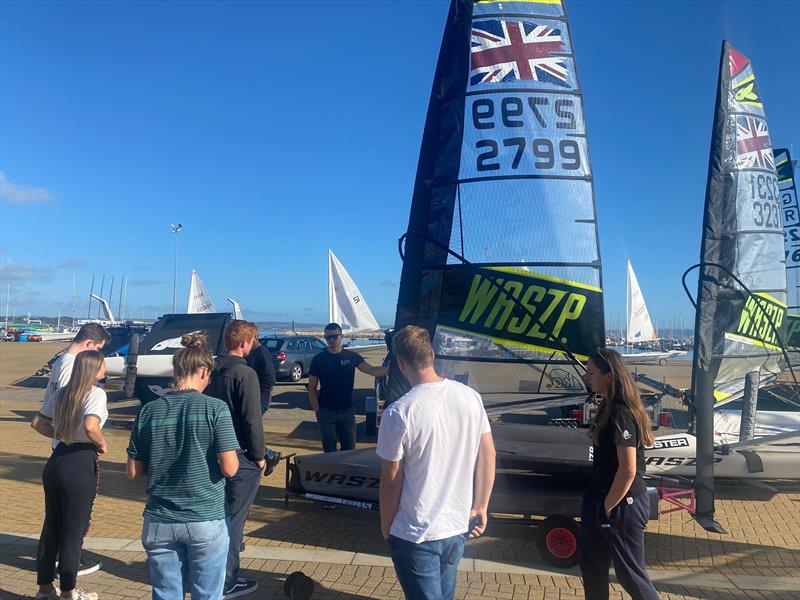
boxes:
[34,587,59,600]
[63,589,98,600]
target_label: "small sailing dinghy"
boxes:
[328,249,380,333]
[622,261,685,364]
[187,270,216,313]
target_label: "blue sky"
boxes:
[1,0,798,329]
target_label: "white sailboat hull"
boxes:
[104,354,174,378]
[621,350,686,364]
[37,332,77,342]
[713,409,800,445]
[646,432,800,480]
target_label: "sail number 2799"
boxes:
[472,96,582,173]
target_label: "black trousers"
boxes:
[37,443,98,591]
[579,492,659,600]
[225,454,261,588]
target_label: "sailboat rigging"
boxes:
[389,0,603,407]
[689,42,788,532]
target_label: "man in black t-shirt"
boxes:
[308,322,388,452]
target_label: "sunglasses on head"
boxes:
[325,334,341,341]
[590,350,611,373]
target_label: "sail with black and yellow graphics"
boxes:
[390,0,603,406]
[690,42,787,531]
[775,148,800,351]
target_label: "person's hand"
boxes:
[96,443,108,455]
[467,508,487,539]
[604,500,613,518]
[256,459,266,474]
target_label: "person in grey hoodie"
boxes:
[205,320,264,600]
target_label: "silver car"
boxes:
[261,335,327,382]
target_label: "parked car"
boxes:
[261,335,327,382]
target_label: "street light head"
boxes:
[170,224,183,233]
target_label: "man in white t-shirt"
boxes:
[41,323,111,416]
[376,325,495,600]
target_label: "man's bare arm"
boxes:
[307,375,320,413]
[357,362,389,378]
[379,459,404,540]
[468,431,496,538]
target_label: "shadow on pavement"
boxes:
[0,532,379,600]
[9,376,48,389]
[0,452,148,506]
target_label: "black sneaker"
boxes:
[223,579,258,599]
[264,449,282,476]
[55,559,102,577]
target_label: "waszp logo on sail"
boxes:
[437,267,603,358]
[736,294,785,346]
[458,274,585,342]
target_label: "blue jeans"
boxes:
[142,517,228,600]
[316,407,356,452]
[388,534,464,600]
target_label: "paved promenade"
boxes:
[0,345,798,598]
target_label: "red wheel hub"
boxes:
[545,527,577,559]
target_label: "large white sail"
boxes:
[626,261,657,344]
[187,270,216,314]
[328,250,380,333]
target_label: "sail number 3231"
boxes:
[748,174,780,229]
[470,96,584,173]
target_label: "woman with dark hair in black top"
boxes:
[580,348,659,600]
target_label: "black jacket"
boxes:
[246,344,276,399]
[206,355,264,461]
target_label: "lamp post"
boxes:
[170,224,183,313]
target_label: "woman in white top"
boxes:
[31,350,108,600]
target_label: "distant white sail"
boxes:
[187,270,216,313]
[626,261,657,343]
[228,298,243,320]
[328,249,380,333]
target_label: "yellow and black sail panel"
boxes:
[436,267,602,360]
[733,292,786,350]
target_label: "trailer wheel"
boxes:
[536,516,579,568]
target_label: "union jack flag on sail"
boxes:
[470,19,569,87]
[735,115,774,170]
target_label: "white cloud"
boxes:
[0,259,55,284]
[0,171,54,204]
